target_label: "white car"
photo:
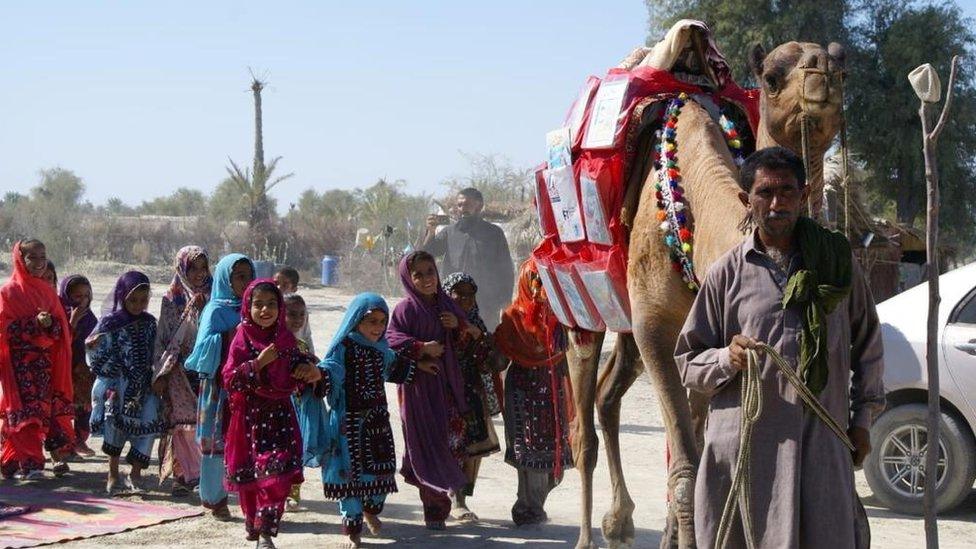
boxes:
[864,261,976,514]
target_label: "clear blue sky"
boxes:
[2,1,974,210]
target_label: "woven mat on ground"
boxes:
[0,486,202,549]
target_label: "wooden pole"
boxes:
[914,55,959,549]
[920,94,941,549]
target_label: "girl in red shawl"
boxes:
[386,251,483,530]
[494,258,575,525]
[0,240,74,480]
[222,280,322,549]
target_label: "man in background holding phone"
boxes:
[421,187,514,330]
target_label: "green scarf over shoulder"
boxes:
[781,217,853,395]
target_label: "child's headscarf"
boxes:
[443,271,487,334]
[494,258,565,367]
[0,242,73,429]
[324,292,393,366]
[166,245,212,309]
[221,279,301,398]
[59,274,97,345]
[185,253,253,378]
[93,271,154,335]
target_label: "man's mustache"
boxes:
[765,210,793,220]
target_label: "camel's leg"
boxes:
[566,329,604,549]
[596,333,643,548]
[631,307,698,549]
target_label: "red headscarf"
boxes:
[494,258,566,368]
[0,241,73,430]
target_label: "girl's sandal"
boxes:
[455,511,479,523]
[364,513,382,535]
[52,461,69,478]
[106,475,124,497]
[425,520,446,531]
[211,503,232,521]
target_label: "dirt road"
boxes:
[8,277,974,548]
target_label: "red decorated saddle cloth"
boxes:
[531,20,759,332]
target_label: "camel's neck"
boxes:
[756,118,826,218]
[673,101,748,273]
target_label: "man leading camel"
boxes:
[674,147,884,548]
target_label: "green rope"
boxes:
[714,343,855,549]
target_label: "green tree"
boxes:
[2,192,26,204]
[284,188,359,265]
[356,179,430,251]
[209,177,253,225]
[847,0,976,248]
[102,197,135,216]
[646,0,850,83]
[28,168,90,260]
[138,187,209,216]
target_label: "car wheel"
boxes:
[864,403,976,515]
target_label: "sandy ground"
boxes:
[4,276,975,548]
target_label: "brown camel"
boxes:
[566,39,846,549]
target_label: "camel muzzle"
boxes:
[801,69,835,106]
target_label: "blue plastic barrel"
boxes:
[321,255,339,286]
[253,260,275,280]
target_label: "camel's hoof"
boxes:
[659,508,679,549]
[602,510,635,548]
[669,476,697,549]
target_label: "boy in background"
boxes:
[274,267,314,354]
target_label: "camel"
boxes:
[564,32,846,549]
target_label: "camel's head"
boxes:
[750,41,845,154]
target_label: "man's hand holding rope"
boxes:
[726,334,872,465]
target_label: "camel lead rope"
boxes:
[799,114,814,219]
[714,348,762,549]
[839,74,851,239]
[714,344,855,549]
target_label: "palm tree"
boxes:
[226,75,293,257]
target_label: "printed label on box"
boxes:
[578,268,631,331]
[546,166,585,242]
[583,78,629,149]
[546,127,572,169]
[554,266,602,331]
[580,175,612,245]
[567,78,600,145]
[537,263,574,327]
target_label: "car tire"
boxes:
[864,403,976,515]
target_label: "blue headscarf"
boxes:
[184,253,253,378]
[324,292,394,367]
[313,292,394,472]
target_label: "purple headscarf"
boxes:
[59,274,98,355]
[94,271,154,335]
[386,252,470,495]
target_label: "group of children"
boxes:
[0,240,575,549]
